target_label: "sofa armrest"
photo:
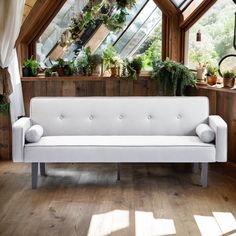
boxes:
[209,115,227,162]
[12,117,32,162]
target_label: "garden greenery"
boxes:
[152,58,196,96]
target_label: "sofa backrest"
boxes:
[30,97,209,136]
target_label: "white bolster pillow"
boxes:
[25,125,44,143]
[196,123,215,143]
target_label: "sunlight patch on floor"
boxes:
[87,210,129,236]
[194,212,236,236]
[135,211,176,236]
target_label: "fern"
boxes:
[152,58,196,96]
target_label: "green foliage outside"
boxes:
[136,24,162,70]
[188,0,236,69]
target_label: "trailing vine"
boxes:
[152,58,196,96]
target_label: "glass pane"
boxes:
[36,0,162,71]
[171,0,193,11]
[37,0,88,66]
[187,0,236,70]
[117,7,162,58]
[95,0,148,55]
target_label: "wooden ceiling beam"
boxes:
[153,0,181,17]
[17,0,66,46]
[180,0,218,30]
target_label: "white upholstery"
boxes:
[25,124,44,143]
[12,117,31,162]
[24,135,215,163]
[209,115,227,162]
[30,97,209,136]
[196,123,215,143]
[12,96,227,164]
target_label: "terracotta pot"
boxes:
[110,67,118,77]
[207,75,217,86]
[223,77,235,88]
[57,68,65,77]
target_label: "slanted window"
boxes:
[171,0,194,11]
[36,0,162,71]
[185,0,236,70]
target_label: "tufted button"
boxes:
[147,115,152,120]
[59,114,65,120]
[119,114,124,119]
[177,114,182,120]
[89,115,94,120]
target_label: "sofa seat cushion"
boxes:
[24,135,216,163]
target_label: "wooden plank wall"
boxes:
[187,86,236,164]
[0,112,11,160]
[22,78,159,116]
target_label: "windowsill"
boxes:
[21,75,152,81]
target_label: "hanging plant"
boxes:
[116,0,136,9]
[105,9,128,32]
[68,0,137,43]
[152,58,196,96]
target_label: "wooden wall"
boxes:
[0,112,11,160]
[21,76,159,116]
[187,86,236,164]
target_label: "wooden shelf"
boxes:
[195,84,236,94]
[21,75,151,82]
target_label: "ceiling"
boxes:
[23,0,37,23]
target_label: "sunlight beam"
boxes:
[87,210,129,236]
[135,211,176,236]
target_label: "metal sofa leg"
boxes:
[32,163,38,189]
[117,163,121,181]
[40,163,46,176]
[193,163,199,174]
[201,163,208,188]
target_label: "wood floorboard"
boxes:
[0,162,236,236]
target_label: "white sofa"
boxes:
[12,97,227,189]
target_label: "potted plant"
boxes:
[22,57,40,77]
[51,58,75,76]
[102,46,122,77]
[206,65,218,85]
[130,56,143,76]
[152,58,196,96]
[75,47,93,76]
[90,54,102,76]
[223,70,236,88]
[122,59,137,80]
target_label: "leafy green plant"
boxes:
[23,57,40,76]
[69,0,137,40]
[75,47,95,75]
[152,58,196,96]
[0,95,9,114]
[116,0,136,9]
[223,70,236,79]
[51,58,75,76]
[122,59,137,80]
[130,56,143,74]
[206,65,218,76]
[105,9,128,32]
[102,45,119,70]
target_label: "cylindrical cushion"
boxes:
[196,123,215,143]
[25,125,44,143]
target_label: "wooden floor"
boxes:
[0,162,236,236]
